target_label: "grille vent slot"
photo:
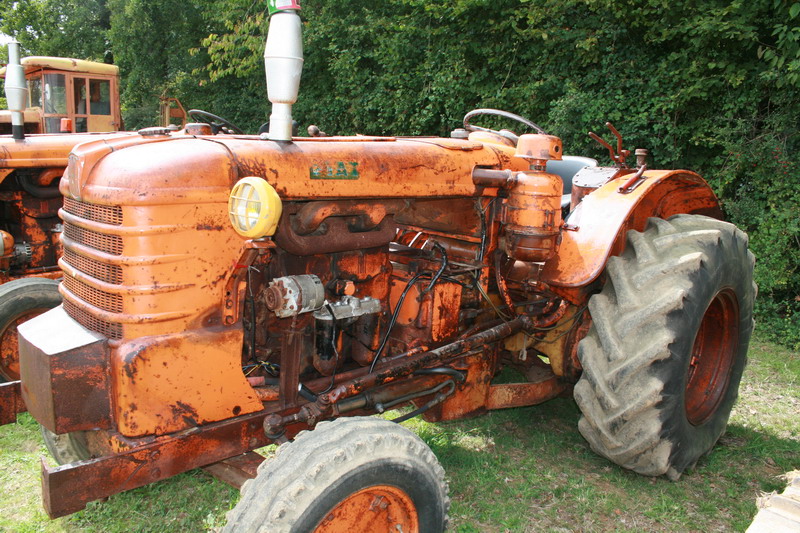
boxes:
[64,223,123,255]
[63,276,123,314]
[63,249,123,285]
[63,197,123,226]
[64,300,122,340]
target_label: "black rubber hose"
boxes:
[19,175,61,199]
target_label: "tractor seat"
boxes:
[546,156,598,209]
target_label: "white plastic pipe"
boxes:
[264,11,303,142]
[5,41,28,140]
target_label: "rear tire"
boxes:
[223,417,449,533]
[0,277,61,382]
[574,215,756,479]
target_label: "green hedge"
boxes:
[4,0,798,346]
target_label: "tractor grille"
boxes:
[64,300,122,340]
[63,249,123,285]
[63,224,123,255]
[63,276,123,314]
[63,197,123,226]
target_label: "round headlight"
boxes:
[228,177,282,238]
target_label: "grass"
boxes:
[1,331,797,532]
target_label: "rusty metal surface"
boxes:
[486,378,566,410]
[40,409,278,518]
[111,326,263,437]
[294,200,405,235]
[502,170,562,262]
[0,380,25,425]
[202,451,265,489]
[275,213,397,255]
[18,307,111,433]
[279,314,310,409]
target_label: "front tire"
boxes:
[40,427,91,465]
[0,277,61,382]
[223,417,449,533]
[574,215,756,479]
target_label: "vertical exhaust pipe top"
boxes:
[264,0,303,142]
[4,41,28,140]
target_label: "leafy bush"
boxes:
[3,0,798,346]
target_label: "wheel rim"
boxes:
[685,289,739,426]
[313,485,419,533]
[0,308,48,381]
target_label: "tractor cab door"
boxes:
[40,72,68,133]
[70,75,118,132]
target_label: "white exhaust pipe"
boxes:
[5,41,28,140]
[264,2,303,142]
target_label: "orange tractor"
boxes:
[1,5,755,531]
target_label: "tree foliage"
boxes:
[0,0,111,60]
[1,0,798,346]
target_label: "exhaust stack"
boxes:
[264,1,303,142]
[5,41,28,140]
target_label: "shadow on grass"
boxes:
[8,396,798,532]
[413,398,799,532]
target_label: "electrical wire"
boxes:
[246,266,259,363]
[369,271,429,373]
[530,306,587,340]
[422,242,448,294]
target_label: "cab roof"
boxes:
[0,56,119,77]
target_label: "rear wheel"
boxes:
[0,277,61,382]
[574,215,756,479]
[223,417,449,533]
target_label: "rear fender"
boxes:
[541,169,722,301]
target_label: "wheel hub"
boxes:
[314,485,418,533]
[685,289,739,425]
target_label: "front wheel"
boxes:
[574,215,756,480]
[223,417,449,533]
[40,427,91,465]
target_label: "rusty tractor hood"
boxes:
[0,131,135,170]
[60,133,527,206]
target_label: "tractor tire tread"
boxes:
[574,214,755,479]
[224,417,449,533]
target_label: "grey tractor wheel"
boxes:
[0,277,61,382]
[574,215,756,480]
[223,417,450,533]
[40,426,92,465]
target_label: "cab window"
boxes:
[43,73,67,114]
[28,76,42,109]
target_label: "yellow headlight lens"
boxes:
[228,177,282,238]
